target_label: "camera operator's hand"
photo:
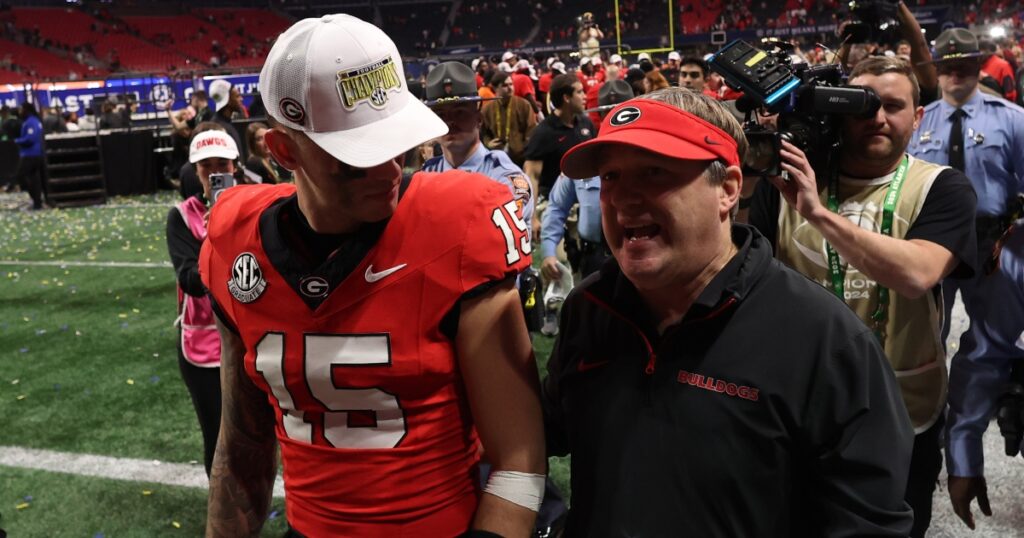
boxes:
[948,475,992,530]
[768,141,825,220]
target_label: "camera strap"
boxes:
[825,154,909,344]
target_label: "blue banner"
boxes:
[0,73,260,115]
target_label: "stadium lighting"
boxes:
[990,26,1007,39]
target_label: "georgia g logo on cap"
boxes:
[610,106,642,127]
[279,98,306,125]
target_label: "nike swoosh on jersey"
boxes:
[577,358,611,373]
[364,263,408,283]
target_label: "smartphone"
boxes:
[209,172,236,204]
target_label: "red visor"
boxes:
[560,98,740,179]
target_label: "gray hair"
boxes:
[638,87,747,185]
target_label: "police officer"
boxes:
[909,28,1024,531]
[424,61,534,223]
[541,79,634,284]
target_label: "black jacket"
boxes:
[543,224,914,538]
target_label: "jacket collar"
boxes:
[587,224,772,333]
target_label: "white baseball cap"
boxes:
[580,56,591,66]
[189,130,239,163]
[208,79,232,112]
[668,51,681,61]
[551,61,566,72]
[610,54,623,64]
[471,58,481,70]
[638,52,651,61]
[259,14,447,168]
[515,59,531,70]
[502,51,515,62]
[592,57,603,65]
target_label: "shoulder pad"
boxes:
[922,100,942,112]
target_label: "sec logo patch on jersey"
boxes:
[228,252,267,303]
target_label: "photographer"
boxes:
[748,56,977,538]
[164,126,239,478]
[839,1,938,105]
[577,12,603,62]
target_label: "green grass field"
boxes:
[0,191,566,536]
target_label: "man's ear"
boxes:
[720,164,743,219]
[264,128,299,171]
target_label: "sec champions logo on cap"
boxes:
[337,56,402,110]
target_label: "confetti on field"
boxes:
[18,348,28,353]
[141,490,152,496]
[268,510,280,520]
[126,379,135,385]
[94,533,105,538]
[10,379,18,385]
[118,313,128,319]
[16,395,26,401]
[150,376,160,384]
[171,521,181,529]
[23,496,32,502]
[14,503,28,510]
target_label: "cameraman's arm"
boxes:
[897,1,937,91]
[772,141,966,299]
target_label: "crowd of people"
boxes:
[149,5,1024,537]
[9,2,1024,536]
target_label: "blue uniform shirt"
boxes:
[15,115,43,158]
[423,143,534,223]
[909,90,1024,216]
[946,220,1024,476]
[541,174,602,259]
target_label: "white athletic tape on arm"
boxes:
[483,471,546,512]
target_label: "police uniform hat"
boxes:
[925,28,983,63]
[424,61,489,107]
[598,79,634,107]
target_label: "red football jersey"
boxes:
[199,172,533,537]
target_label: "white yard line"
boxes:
[0,445,285,497]
[0,260,172,268]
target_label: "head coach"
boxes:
[541,87,915,537]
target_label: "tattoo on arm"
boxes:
[206,322,278,538]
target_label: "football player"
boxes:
[199,15,545,537]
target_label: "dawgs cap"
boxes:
[260,14,448,168]
[189,130,239,163]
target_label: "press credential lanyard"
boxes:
[826,155,909,343]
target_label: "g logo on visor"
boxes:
[610,106,642,126]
